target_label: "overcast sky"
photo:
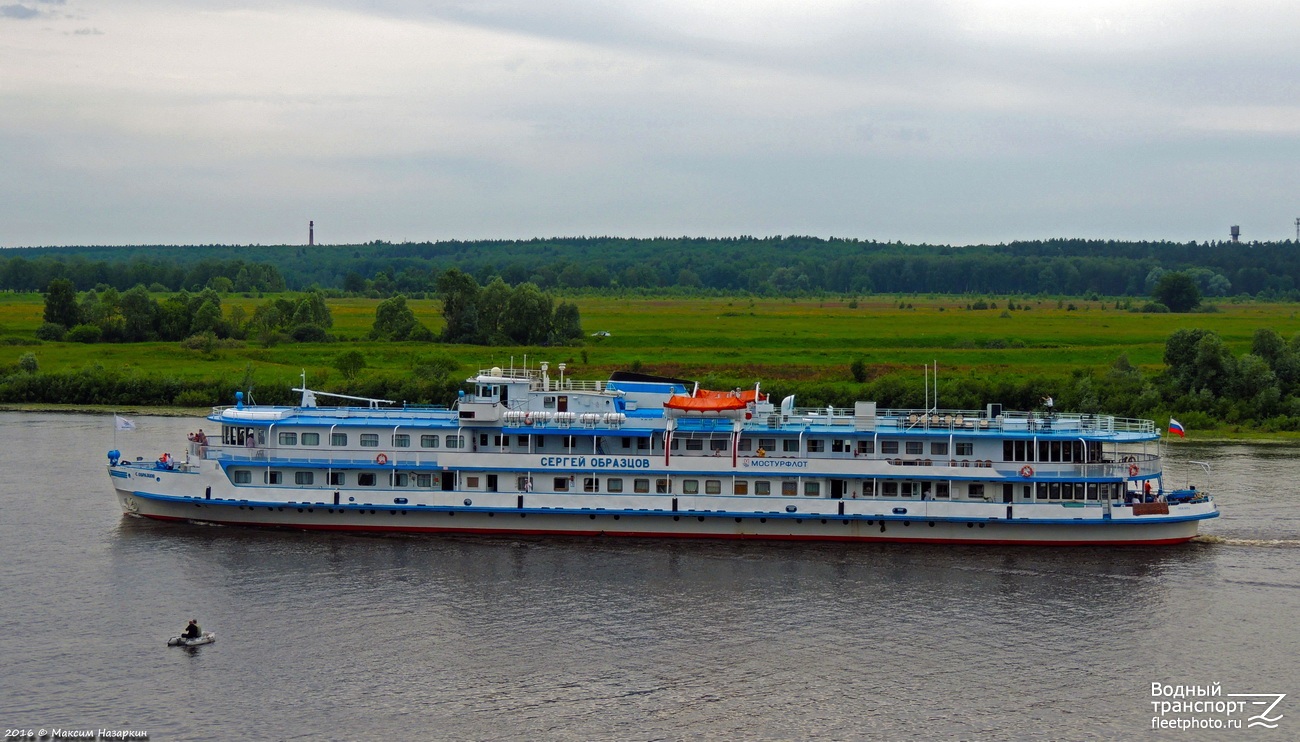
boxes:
[2,1,1298,247]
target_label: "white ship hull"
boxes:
[111,469,1213,546]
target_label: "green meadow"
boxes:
[3,293,1300,394]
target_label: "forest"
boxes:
[4,237,1300,298]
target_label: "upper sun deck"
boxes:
[213,398,1155,442]
[473,366,617,394]
[212,404,457,427]
[770,405,1155,441]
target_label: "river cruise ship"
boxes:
[107,364,1217,545]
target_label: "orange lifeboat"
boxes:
[663,394,748,412]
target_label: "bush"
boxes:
[66,324,102,343]
[290,324,329,342]
[850,358,867,383]
[2,336,39,346]
[180,332,217,351]
[18,353,38,373]
[1140,302,1170,313]
[334,350,366,380]
[407,323,436,342]
[174,389,216,407]
[35,322,66,341]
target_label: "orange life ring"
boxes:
[376,453,389,465]
[1019,465,1034,478]
[1128,463,1139,477]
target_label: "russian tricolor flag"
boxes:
[1168,418,1185,437]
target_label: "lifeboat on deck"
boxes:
[663,394,748,413]
[663,387,766,416]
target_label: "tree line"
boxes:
[8,237,1300,298]
[37,271,583,347]
[39,280,333,345]
[1,255,284,293]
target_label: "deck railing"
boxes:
[780,406,1154,434]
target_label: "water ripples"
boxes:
[1,414,1297,739]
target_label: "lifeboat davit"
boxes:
[698,388,767,404]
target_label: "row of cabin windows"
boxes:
[1036,482,1117,500]
[234,469,1118,501]
[870,481,953,498]
[237,469,438,488]
[666,438,976,455]
[547,477,825,496]
[274,432,466,449]
[543,478,1009,499]
[1003,440,1104,463]
[266,432,984,458]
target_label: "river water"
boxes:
[0,412,1296,741]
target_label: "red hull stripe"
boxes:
[139,514,1194,546]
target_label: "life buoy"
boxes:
[1128,463,1140,477]
[376,453,389,465]
[1019,465,1034,478]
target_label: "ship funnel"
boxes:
[780,395,795,417]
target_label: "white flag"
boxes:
[114,415,136,431]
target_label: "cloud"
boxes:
[2,1,1300,245]
[0,4,39,19]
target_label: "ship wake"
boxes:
[1192,535,1300,547]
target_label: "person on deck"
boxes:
[182,619,201,639]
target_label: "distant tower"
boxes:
[309,220,314,246]
[1230,225,1240,242]
[1294,218,1299,242]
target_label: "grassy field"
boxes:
[3,292,1300,392]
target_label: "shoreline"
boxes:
[0,403,206,418]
